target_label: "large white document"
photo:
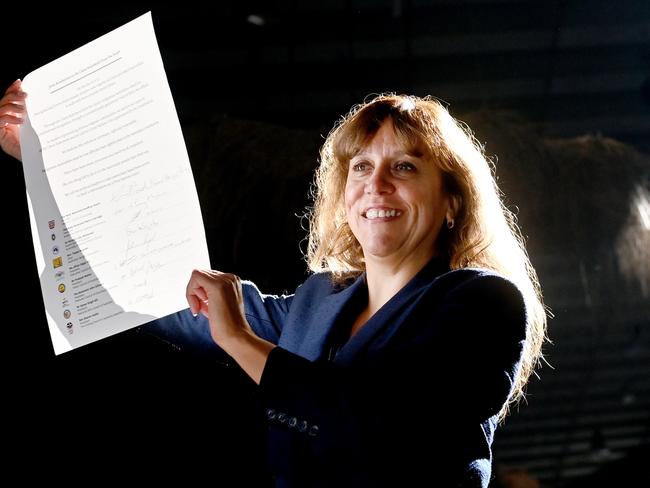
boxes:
[20,12,210,355]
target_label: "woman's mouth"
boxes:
[362,208,403,220]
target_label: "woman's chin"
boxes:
[361,244,402,261]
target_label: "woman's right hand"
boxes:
[0,79,27,161]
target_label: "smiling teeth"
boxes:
[366,209,402,219]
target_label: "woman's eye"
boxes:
[396,161,415,171]
[352,162,369,171]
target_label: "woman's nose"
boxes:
[365,168,394,194]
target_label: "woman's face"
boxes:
[344,119,449,267]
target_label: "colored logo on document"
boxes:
[66,322,73,334]
[52,245,59,255]
[55,270,65,281]
[58,284,66,293]
[52,256,63,268]
[63,309,71,319]
[48,220,55,229]
[51,234,56,241]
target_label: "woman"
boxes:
[1,81,546,487]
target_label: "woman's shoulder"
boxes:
[435,266,519,289]
[302,266,520,295]
[430,267,525,313]
[419,267,528,343]
[302,269,360,289]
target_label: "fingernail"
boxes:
[17,91,27,97]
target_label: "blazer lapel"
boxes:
[334,256,450,366]
[283,275,367,361]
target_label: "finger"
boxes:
[0,114,23,125]
[187,287,208,317]
[186,269,213,312]
[186,293,201,315]
[185,276,211,317]
[0,105,26,118]
[188,282,208,302]
[0,102,26,116]
[1,92,27,105]
[199,299,210,318]
[1,94,27,104]
[4,79,21,95]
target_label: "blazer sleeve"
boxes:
[140,280,295,357]
[258,272,527,463]
[241,280,295,344]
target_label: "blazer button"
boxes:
[266,408,276,421]
[288,417,298,428]
[277,413,287,424]
[308,425,319,437]
[298,420,308,433]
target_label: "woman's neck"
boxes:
[363,253,433,314]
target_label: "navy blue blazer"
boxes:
[145,256,527,487]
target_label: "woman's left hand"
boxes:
[186,269,275,384]
[185,269,253,347]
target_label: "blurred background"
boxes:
[3,1,648,486]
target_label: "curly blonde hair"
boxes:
[307,93,547,419]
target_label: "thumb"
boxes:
[4,79,22,96]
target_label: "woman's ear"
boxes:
[446,195,460,222]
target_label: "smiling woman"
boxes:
[178,94,545,487]
[344,120,450,275]
[341,118,453,339]
[0,84,548,487]
[309,96,547,404]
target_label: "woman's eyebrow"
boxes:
[351,150,421,160]
[349,153,369,161]
[397,152,421,159]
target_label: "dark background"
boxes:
[3,1,649,486]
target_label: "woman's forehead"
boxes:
[350,121,428,159]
